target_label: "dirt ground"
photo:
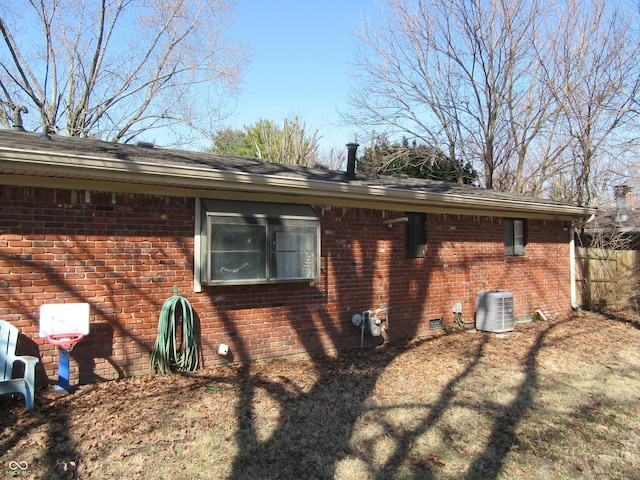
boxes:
[2,309,640,479]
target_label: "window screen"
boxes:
[271,224,319,280]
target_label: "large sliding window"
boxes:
[200,200,319,285]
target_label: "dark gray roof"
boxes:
[0,129,595,219]
[0,129,342,178]
[585,207,640,234]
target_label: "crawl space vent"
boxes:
[429,318,443,330]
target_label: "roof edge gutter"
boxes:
[0,147,596,219]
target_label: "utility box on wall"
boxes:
[476,291,515,333]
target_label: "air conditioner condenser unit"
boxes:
[476,290,515,333]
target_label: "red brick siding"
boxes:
[0,186,572,385]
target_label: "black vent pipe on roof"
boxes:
[11,104,27,132]
[345,142,359,180]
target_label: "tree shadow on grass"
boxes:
[0,397,82,479]
[226,333,437,479]
[377,335,490,479]
[603,311,640,330]
[228,349,400,479]
[463,323,553,480]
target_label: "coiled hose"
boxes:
[150,286,198,375]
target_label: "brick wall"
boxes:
[0,186,572,386]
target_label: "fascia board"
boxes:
[583,226,640,234]
[0,147,595,220]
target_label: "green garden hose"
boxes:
[150,286,198,375]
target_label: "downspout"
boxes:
[569,213,595,309]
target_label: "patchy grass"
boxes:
[2,310,640,479]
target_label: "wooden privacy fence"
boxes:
[575,247,640,311]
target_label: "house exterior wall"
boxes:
[0,186,572,385]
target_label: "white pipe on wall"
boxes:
[383,216,408,226]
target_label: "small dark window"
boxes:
[405,212,426,258]
[505,218,526,256]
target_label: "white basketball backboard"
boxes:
[39,303,91,337]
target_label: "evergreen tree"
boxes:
[359,136,477,184]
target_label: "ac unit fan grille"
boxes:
[476,291,515,333]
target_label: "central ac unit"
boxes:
[476,291,515,333]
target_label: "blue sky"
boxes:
[225,1,381,155]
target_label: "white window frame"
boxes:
[195,199,320,288]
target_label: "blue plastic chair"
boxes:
[0,320,39,410]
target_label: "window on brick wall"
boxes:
[504,218,526,256]
[405,212,426,258]
[198,200,320,285]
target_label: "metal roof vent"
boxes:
[345,142,359,180]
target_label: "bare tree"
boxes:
[497,1,570,198]
[538,0,640,206]
[0,0,251,145]
[346,0,640,204]
[346,0,545,189]
[318,147,346,171]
